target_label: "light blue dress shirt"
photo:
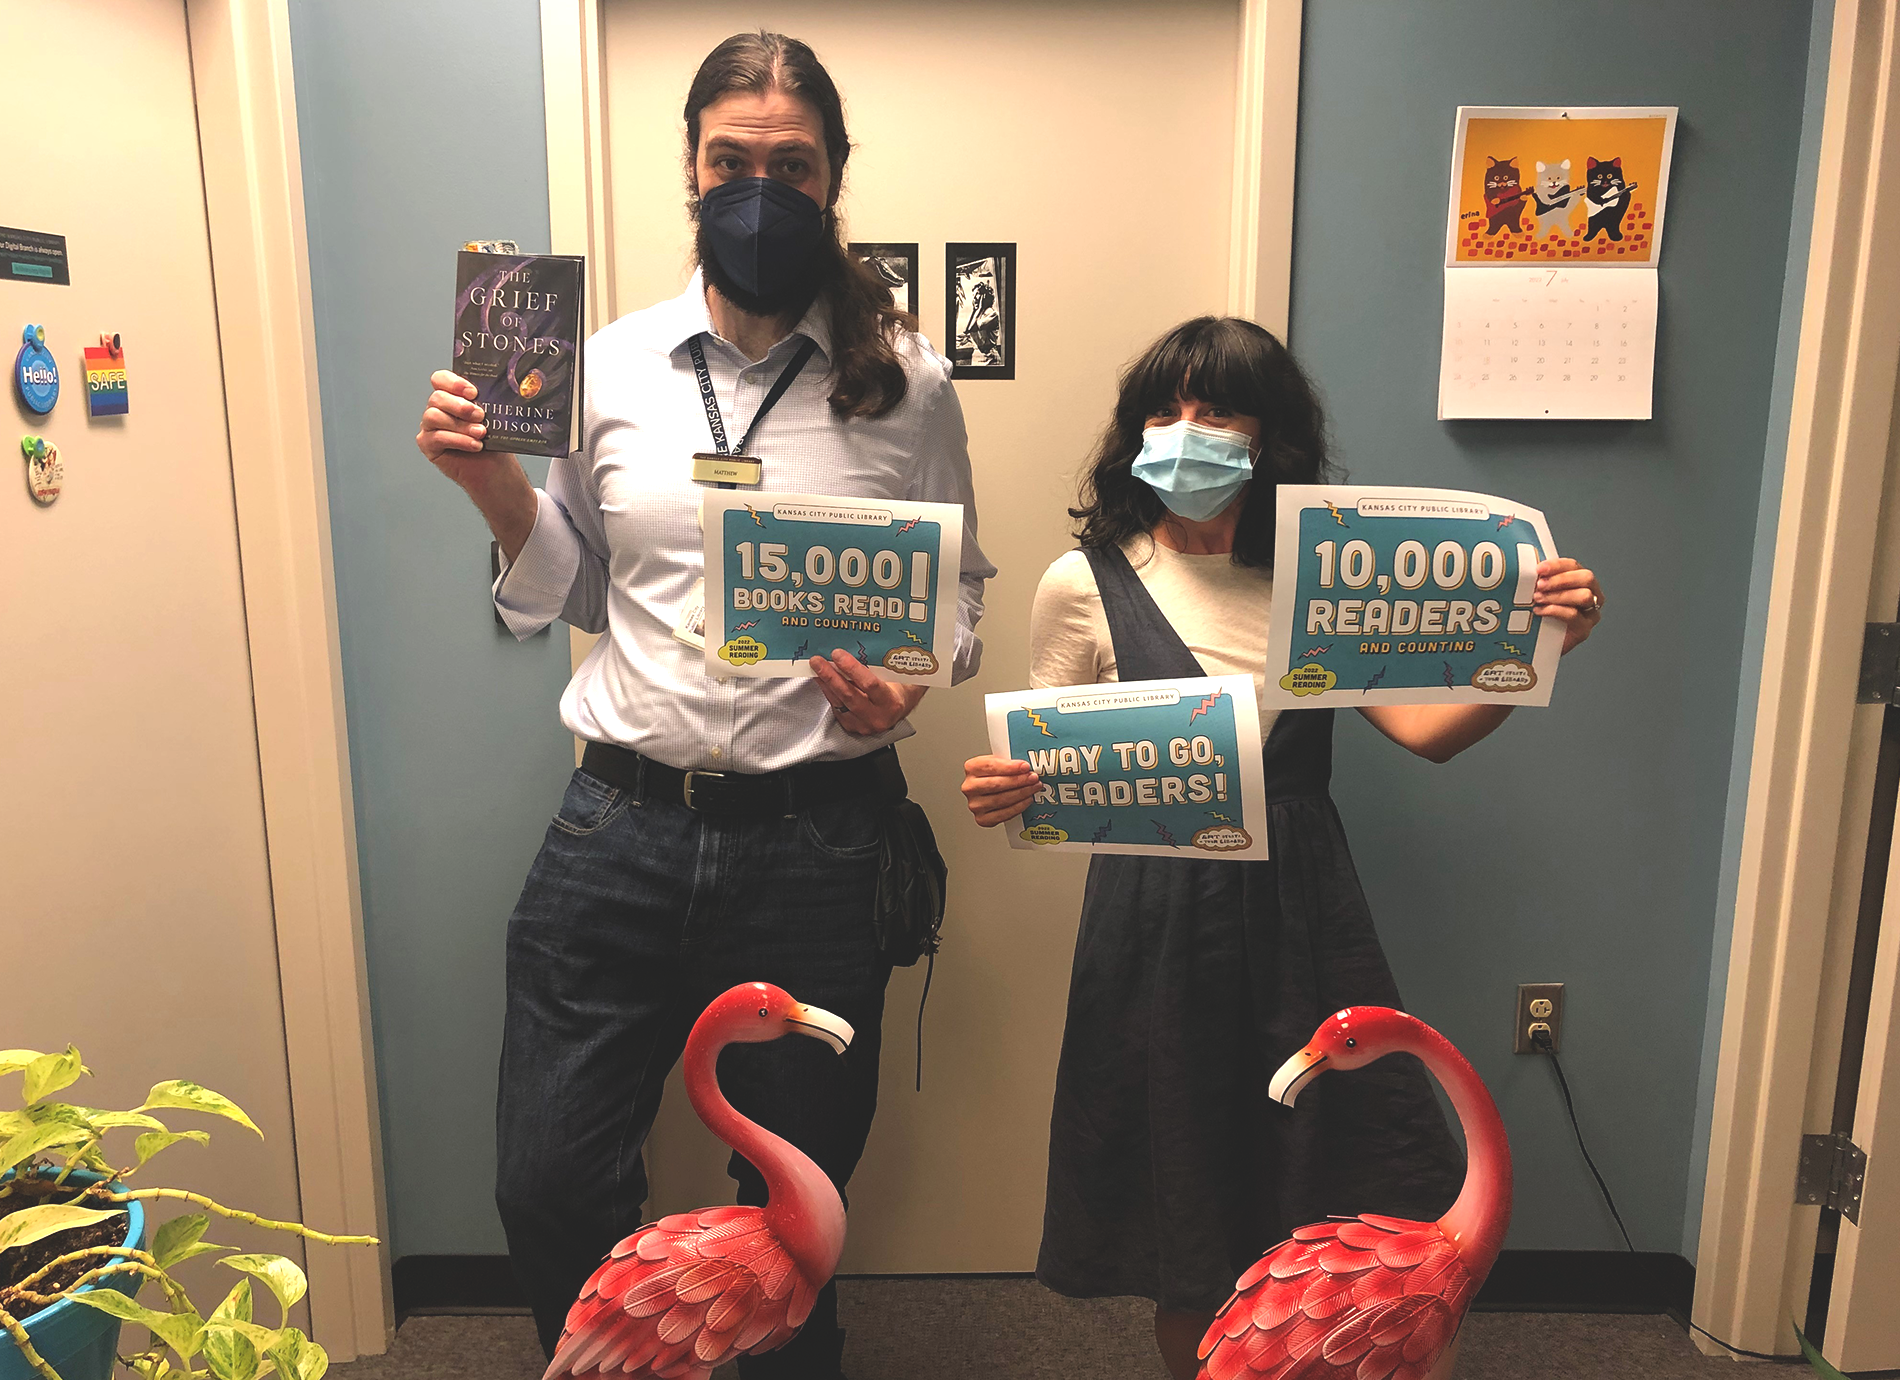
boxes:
[496,274,995,774]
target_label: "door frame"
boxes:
[1694,0,1900,1364]
[537,0,1306,685]
[184,0,392,1357]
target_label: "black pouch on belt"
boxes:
[873,797,948,967]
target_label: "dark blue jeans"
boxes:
[495,766,891,1377]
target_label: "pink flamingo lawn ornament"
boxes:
[543,983,856,1380]
[1197,1007,1512,1380]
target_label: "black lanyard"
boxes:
[686,334,818,485]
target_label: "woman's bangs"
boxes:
[1130,323,1262,417]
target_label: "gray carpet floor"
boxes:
[328,1277,1751,1379]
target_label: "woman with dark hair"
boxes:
[961,317,1602,1380]
[417,31,993,1380]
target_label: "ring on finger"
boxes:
[1583,593,1602,616]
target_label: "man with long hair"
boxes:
[416,32,992,1378]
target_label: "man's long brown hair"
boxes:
[684,32,915,420]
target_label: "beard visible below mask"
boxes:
[693,204,837,321]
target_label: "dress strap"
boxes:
[1082,545,1206,681]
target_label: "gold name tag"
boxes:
[692,452,762,486]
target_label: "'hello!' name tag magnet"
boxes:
[15,324,59,414]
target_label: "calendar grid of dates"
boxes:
[1438,267,1657,420]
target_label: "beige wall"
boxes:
[2,0,307,1300]
[601,0,1241,1270]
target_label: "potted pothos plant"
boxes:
[0,1047,377,1380]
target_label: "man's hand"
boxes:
[960,755,1040,828]
[416,370,537,559]
[810,650,925,735]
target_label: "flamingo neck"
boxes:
[1402,1023,1513,1277]
[683,1027,845,1283]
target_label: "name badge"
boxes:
[692,452,762,486]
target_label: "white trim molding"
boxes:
[1227,0,1303,337]
[1694,0,1900,1363]
[186,0,393,1357]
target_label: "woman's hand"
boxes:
[961,755,1041,827]
[416,370,537,556]
[810,650,926,735]
[1535,557,1603,654]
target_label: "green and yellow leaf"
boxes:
[221,1255,308,1316]
[151,1308,208,1360]
[0,1049,48,1077]
[66,1288,169,1328]
[22,1048,87,1104]
[135,1129,211,1166]
[141,1082,261,1137]
[153,1213,214,1268]
[210,1276,254,1326]
[0,1119,94,1176]
[202,1322,260,1380]
[0,1203,124,1253]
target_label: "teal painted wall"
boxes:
[286,0,571,1256]
[285,0,1824,1260]
[1291,0,1818,1252]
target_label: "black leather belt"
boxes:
[579,741,906,819]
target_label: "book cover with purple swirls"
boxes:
[452,249,584,457]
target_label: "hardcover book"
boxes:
[451,248,584,457]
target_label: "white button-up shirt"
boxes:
[495,274,994,774]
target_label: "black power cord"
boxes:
[1528,1026,1799,1366]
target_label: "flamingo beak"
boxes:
[785,1003,854,1056]
[1269,1046,1328,1107]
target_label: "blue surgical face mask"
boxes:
[1132,419,1256,522]
[697,177,826,311]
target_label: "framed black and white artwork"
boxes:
[945,242,1015,380]
[849,241,919,316]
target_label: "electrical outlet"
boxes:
[1514,982,1565,1054]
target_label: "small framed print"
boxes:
[946,242,1015,380]
[849,242,919,316]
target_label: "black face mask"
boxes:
[695,177,829,317]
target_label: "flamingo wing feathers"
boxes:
[543,1207,819,1380]
[1197,1217,1476,1380]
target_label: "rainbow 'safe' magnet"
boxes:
[83,332,128,416]
[22,435,61,505]
[15,324,59,414]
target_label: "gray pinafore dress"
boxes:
[1035,545,1466,1312]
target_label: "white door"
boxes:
[1,0,307,1300]
[597,0,1252,1272]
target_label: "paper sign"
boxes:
[984,675,1270,860]
[702,490,964,686]
[1262,485,1564,708]
[83,337,128,416]
[1439,105,1676,420]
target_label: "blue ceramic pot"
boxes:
[0,1173,147,1380]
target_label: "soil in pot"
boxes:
[0,1173,130,1319]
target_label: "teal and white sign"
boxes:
[1263,484,1564,708]
[984,675,1270,860]
[702,490,964,686]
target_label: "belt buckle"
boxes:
[682,770,725,811]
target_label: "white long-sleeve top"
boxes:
[496,274,995,773]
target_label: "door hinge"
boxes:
[1860,623,1900,703]
[1796,1132,1868,1223]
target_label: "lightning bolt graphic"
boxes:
[903,629,926,645]
[1496,640,1526,657]
[1495,512,1517,530]
[743,504,765,527]
[732,620,760,632]
[1442,661,1456,690]
[1152,820,1179,847]
[794,640,809,658]
[1324,501,1350,527]
[1025,708,1055,738]
[1188,689,1226,723]
[1362,665,1388,693]
[1208,811,1236,824]
[1301,644,1334,659]
[1090,822,1114,843]
[856,641,869,663]
[896,515,922,534]
[1029,810,1056,822]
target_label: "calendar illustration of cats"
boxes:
[1441,107,1676,420]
